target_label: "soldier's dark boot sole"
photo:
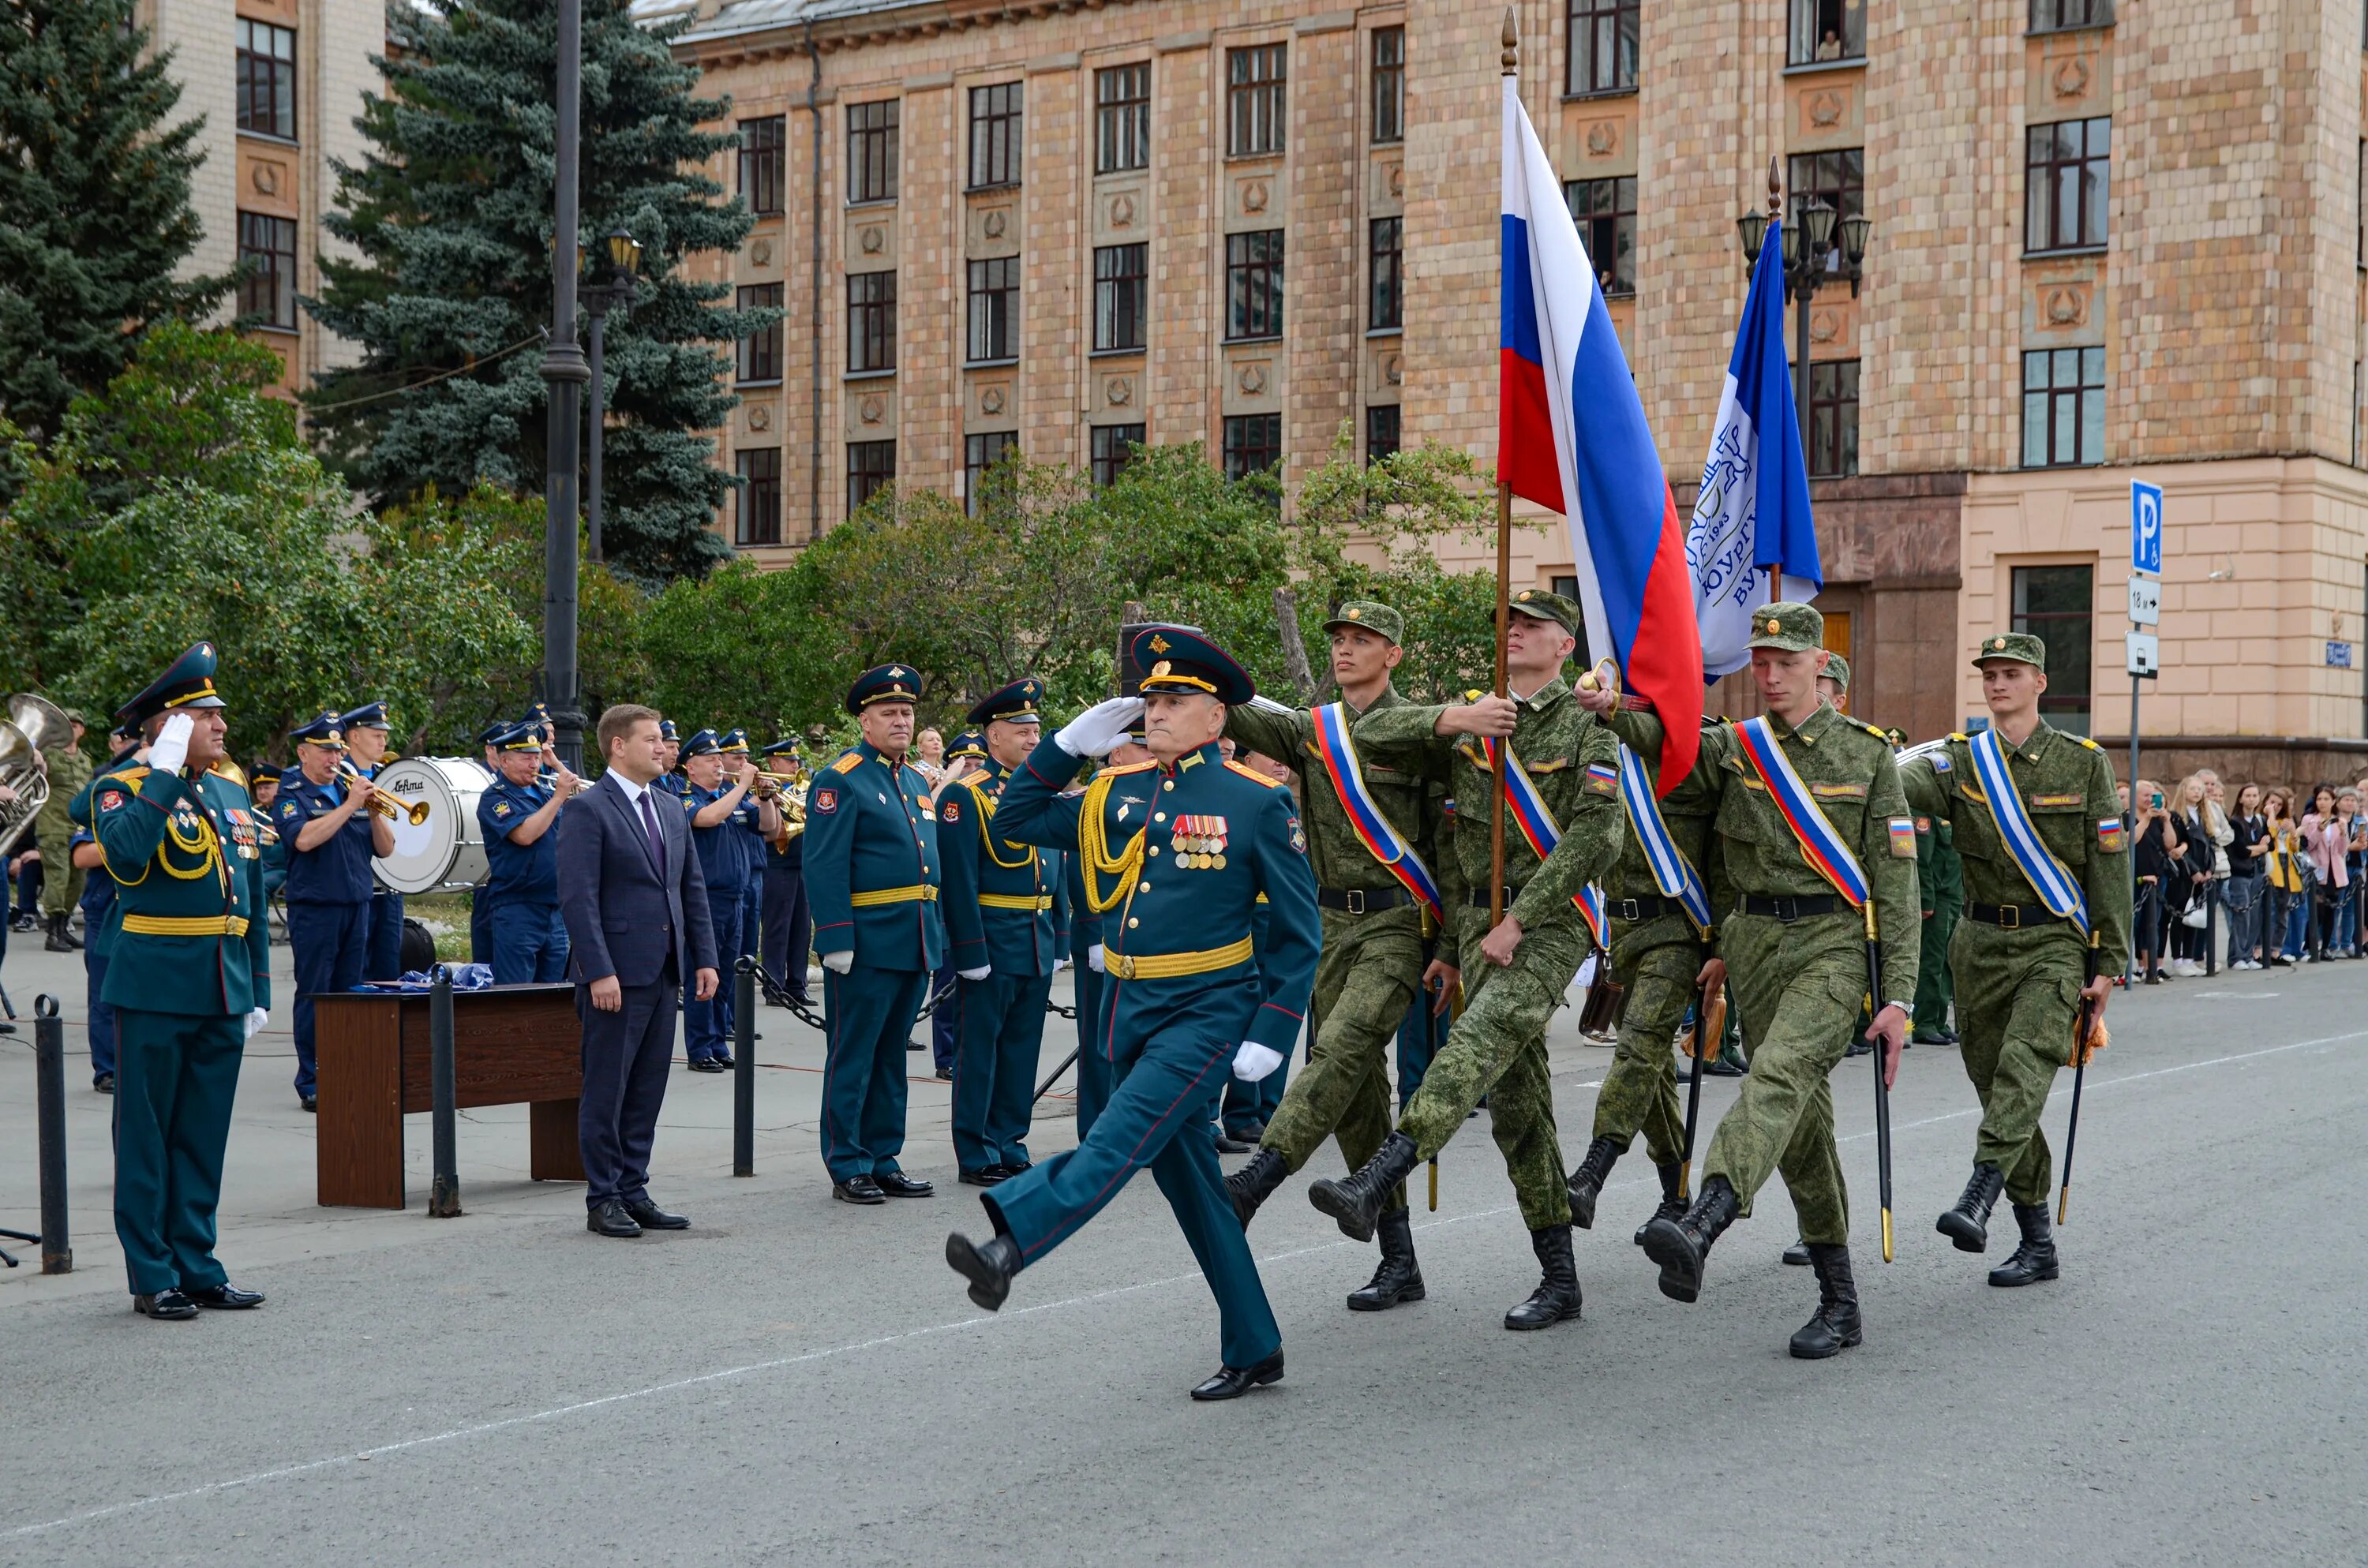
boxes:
[1346,1273,1425,1312]
[1639,1218,1707,1304]
[1935,1210,1990,1253]
[1306,1179,1382,1243]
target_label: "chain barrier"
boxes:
[753,964,1077,1027]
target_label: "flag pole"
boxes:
[1766,160,1786,612]
[1489,9,1518,932]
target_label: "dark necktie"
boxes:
[639,789,667,878]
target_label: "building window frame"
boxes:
[1366,405,1401,466]
[735,283,785,384]
[2010,563,2095,733]
[1564,0,1639,97]
[739,115,787,218]
[735,447,783,548]
[966,256,1020,365]
[235,19,297,140]
[1226,44,1287,159]
[1367,217,1404,333]
[1091,424,1145,488]
[236,211,298,331]
[1787,0,1867,66]
[2021,346,2107,470]
[1095,63,1151,174]
[847,440,896,515]
[1564,175,1638,298]
[2025,117,2111,255]
[1370,27,1406,144]
[968,81,1024,190]
[964,431,1019,514]
[1808,359,1860,478]
[1093,243,1148,354]
[1223,414,1283,483]
[846,270,897,375]
[2028,0,2113,35]
[846,100,899,204]
[1786,149,1864,273]
[1225,230,1286,342]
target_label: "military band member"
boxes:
[1310,589,1621,1331]
[275,711,392,1111]
[1609,603,1919,1359]
[758,738,814,1007]
[723,728,769,1011]
[944,628,1320,1400]
[476,721,580,983]
[678,728,774,1070]
[249,763,289,904]
[939,679,1064,1185]
[1898,632,2129,1285]
[1220,600,1446,1314]
[806,665,944,1203]
[657,718,686,797]
[470,720,508,965]
[341,702,404,979]
[33,707,92,952]
[89,643,272,1319]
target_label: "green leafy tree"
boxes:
[305,0,764,585]
[0,0,228,456]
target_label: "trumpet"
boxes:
[337,761,432,825]
[538,769,597,798]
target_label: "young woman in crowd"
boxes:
[2131,780,2184,984]
[2263,788,2307,966]
[2299,784,2347,961]
[2224,782,2269,969]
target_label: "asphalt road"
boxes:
[4,963,2363,1567]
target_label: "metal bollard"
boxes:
[34,996,70,1274]
[2204,883,2219,977]
[428,965,463,1216]
[733,957,756,1177]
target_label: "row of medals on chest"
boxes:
[1163,813,1227,871]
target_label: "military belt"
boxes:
[1965,902,2069,930]
[1463,886,1531,910]
[1609,894,1681,922]
[1737,893,1848,922]
[849,885,940,908]
[1106,935,1256,981]
[1319,885,1414,915]
[121,913,251,937]
[978,893,1054,911]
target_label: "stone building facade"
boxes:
[672,0,2368,773]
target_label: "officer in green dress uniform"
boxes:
[1220,599,1449,1314]
[1603,603,1920,1359]
[1311,589,1623,1332]
[939,679,1066,1185]
[944,627,1321,1400]
[1898,632,2130,1285]
[89,643,272,1320]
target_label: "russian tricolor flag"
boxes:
[1497,79,1701,791]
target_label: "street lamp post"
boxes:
[538,0,588,772]
[582,230,643,567]
[1737,157,1872,467]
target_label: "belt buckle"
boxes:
[1615,898,1640,922]
[1999,905,2021,929]
[1344,889,1366,915]
[1772,896,1797,922]
[1115,954,1136,979]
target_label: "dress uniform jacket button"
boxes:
[1138,881,1152,893]
[1127,917,1139,928]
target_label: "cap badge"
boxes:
[1765,618,1782,634]
[1149,661,1172,679]
[1992,637,2008,650]
[1148,634,1171,654]
[1345,607,1361,619]
[1517,589,1533,601]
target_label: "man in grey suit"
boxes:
[556,703,721,1238]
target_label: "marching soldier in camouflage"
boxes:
[1220,600,1447,1313]
[1310,589,1622,1332]
[1898,631,2130,1285]
[1913,800,1965,1045]
[1599,603,1920,1359]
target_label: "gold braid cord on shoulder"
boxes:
[1076,769,1146,914]
[969,780,1037,871]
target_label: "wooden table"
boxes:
[313,983,585,1208]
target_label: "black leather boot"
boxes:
[1936,1162,2005,1252]
[1503,1223,1582,1330]
[1788,1244,1863,1359]
[1306,1130,1421,1243]
[1632,1162,1686,1246]
[1781,1241,1812,1266]
[1347,1207,1426,1311]
[45,912,80,952]
[1639,1176,1739,1304]
[1564,1135,1622,1229]
[945,1231,1022,1311]
[1988,1203,2059,1287]
[1225,1147,1290,1229]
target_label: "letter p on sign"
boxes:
[2130,481,2164,577]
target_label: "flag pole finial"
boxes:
[1767,155,1783,218]
[1502,9,1519,74]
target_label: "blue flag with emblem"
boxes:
[1966,727,2090,936]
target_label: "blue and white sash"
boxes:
[1310,702,1444,922]
[1480,737,1608,946]
[1966,727,2089,936]
[1616,743,1713,933]
[1733,715,1871,907]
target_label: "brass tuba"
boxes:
[0,694,72,856]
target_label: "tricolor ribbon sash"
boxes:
[1616,743,1713,933]
[1481,735,1607,946]
[1310,703,1443,922]
[1733,716,1870,907]
[1967,727,2089,936]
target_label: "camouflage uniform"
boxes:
[1913,814,1964,1039]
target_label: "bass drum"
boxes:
[371,756,493,895]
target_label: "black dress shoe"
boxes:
[874,1170,933,1198]
[712,1050,736,1068]
[1189,1349,1284,1401]
[934,1068,953,1081]
[587,1199,643,1237]
[946,1230,1022,1309]
[996,1159,1032,1177]
[1703,1057,1746,1077]
[958,1166,1006,1187]
[187,1282,267,1309]
[133,1289,199,1320]
[688,1056,725,1073]
[93,1072,115,1095]
[1213,1128,1256,1154]
[624,1197,689,1230]
[834,1176,886,1205]
[299,1095,317,1113]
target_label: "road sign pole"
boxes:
[2125,480,2164,985]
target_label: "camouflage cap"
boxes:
[1745,601,1825,654]
[1972,631,2047,672]
[1819,652,1851,695]
[1321,599,1404,646]
[1507,587,1581,637]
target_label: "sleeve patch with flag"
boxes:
[2097,818,2126,851]
[1584,762,1618,796]
[1888,818,1918,858]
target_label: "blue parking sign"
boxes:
[2130,481,2164,576]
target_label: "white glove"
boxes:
[821,950,853,975]
[148,713,193,776]
[1054,956,1070,972]
[1246,694,1296,715]
[1054,696,1145,759]
[1087,944,1106,974]
[1231,1041,1284,1083]
[958,965,992,982]
[243,1008,268,1042]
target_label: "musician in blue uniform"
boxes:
[274,711,391,1111]
[757,738,812,1006]
[679,728,774,1069]
[945,627,1321,1400]
[939,679,1066,1185]
[724,728,768,1006]
[476,720,582,983]
[469,720,508,965]
[66,722,145,1095]
[341,702,405,979]
[928,729,989,1078]
[805,664,944,1204]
